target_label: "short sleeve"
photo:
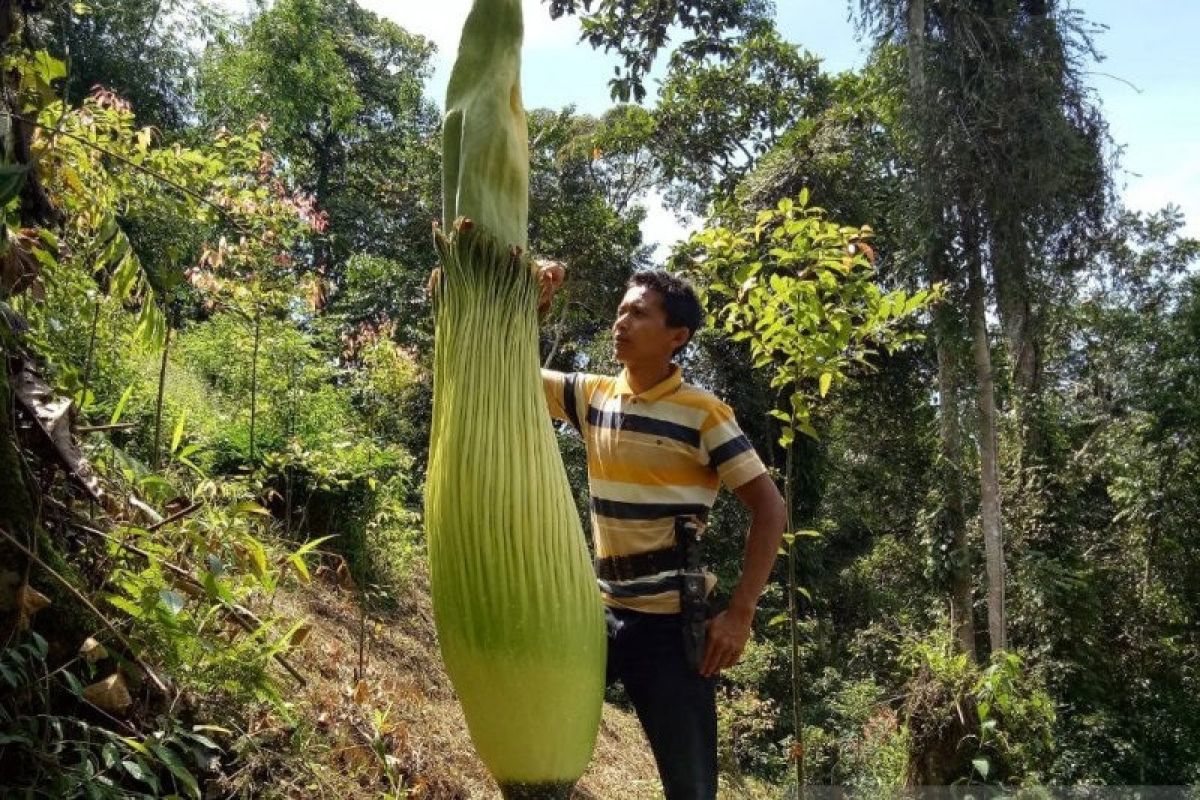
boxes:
[541,369,587,433]
[700,402,768,490]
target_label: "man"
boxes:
[538,265,787,800]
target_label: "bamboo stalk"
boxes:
[249,311,261,463]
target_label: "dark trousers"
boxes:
[605,607,718,800]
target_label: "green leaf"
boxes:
[200,571,234,604]
[0,663,19,688]
[150,742,200,799]
[288,553,310,583]
[246,538,268,580]
[170,410,187,455]
[109,384,136,426]
[818,372,832,398]
[233,501,272,517]
[32,51,67,82]
[159,589,186,616]
[62,670,84,697]
[134,296,167,351]
[0,164,29,206]
[121,759,154,789]
[972,757,990,780]
[108,249,138,298]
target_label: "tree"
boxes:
[526,107,652,368]
[854,0,1111,654]
[545,0,775,101]
[739,43,980,660]
[199,0,440,291]
[1018,207,1200,781]
[51,0,221,131]
[684,191,938,792]
[653,27,827,212]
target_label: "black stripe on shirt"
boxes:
[563,373,582,433]
[585,405,701,448]
[596,574,683,598]
[590,497,710,521]
[709,434,754,468]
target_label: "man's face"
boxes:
[612,285,690,367]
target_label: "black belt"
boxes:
[595,546,683,581]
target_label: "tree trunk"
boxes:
[966,221,1007,654]
[992,220,1042,462]
[249,311,261,463]
[933,271,976,660]
[908,0,976,661]
[906,0,926,100]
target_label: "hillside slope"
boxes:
[261,569,664,799]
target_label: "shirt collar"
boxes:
[614,365,683,402]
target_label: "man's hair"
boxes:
[627,269,703,358]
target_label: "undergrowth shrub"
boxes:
[805,670,908,792]
[0,632,218,799]
[719,638,788,780]
[102,487,317,709]
[899,627,1056,787]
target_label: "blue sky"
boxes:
[226,0,1200,247]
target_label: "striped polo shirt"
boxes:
[542,365,767,613]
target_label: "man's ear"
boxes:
[669,326,691,354]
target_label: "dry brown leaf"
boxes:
[352,679,369,705]
[289,622,312,648]
[82,673,133,716]
[10,369,111,501]
[340,743,374,771]
[79,636,108,663]
[18,584,51,617]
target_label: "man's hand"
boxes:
[697,473,785,677]
[535,258,565,316]
[699,605,753,677]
